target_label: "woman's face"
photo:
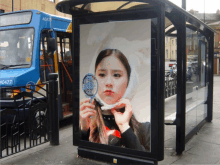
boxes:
[95,55,128,105]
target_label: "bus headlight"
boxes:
[11,89,21,98]
[0,88,21,99]
[4,88,21,98]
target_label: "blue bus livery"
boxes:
[0,10,73,120]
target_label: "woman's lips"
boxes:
[104,90,114,96]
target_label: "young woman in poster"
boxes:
[80,48,150,152]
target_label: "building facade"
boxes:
[189,10,220,75]
[0,0,71,18]
[165,36,177,61]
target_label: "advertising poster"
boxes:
[79,19,151,152]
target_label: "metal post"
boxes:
[176,13,186,155]
[204,0,205,23]
[72,17,80,146]
[207,33,214,122]
[12,0,14,11]
[182,0,186,10]
[49,73,59,145]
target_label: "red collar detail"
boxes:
[105,126,121,138]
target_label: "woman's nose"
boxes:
[105,75,113,87]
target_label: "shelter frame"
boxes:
[70,6,165,164]
[55,0,215,163]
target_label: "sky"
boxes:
[169,0,220,13]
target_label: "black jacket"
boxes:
[81,115,151,152]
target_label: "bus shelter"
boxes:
[56,0,215,164]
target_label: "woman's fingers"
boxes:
[80,98,90,105]
[111,108,119,115]
[111,99,133,121]
[81,111,96,119]
[81,108,96,116]
[80,108,96,118]
[80,102,95,111]
[114,99,132,112]
[80,98,95,106]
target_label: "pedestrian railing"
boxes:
[165,78,177,98]
[0,83,49,159]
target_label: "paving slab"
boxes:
[203,118,220,129]
[196,133,220,145]
[184,136,200,151]
[171,152,220,164]
[1,135,108,165]
[158,155,180,165]
[212,111,220,119]
[199,125,220,136]
[187,140,220,159]
[216,159,220,164]
[164,138,176,149]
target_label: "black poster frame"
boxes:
[71,6,165,163]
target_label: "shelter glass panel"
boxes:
[164,17,177,126]
[185,24,208,135]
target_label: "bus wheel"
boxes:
[30,102,47,140]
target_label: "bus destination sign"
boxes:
[0,12,32,27]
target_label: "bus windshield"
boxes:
[0,28,34,69]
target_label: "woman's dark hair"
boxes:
[95,49,131,82]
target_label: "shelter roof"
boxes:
[56,0,215,33]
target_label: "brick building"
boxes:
[188,10,220,75]
[0,0,71,18]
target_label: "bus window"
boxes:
[0,28,34,69]
[63,38,71,63]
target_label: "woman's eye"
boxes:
[114,73,121,78]
[98,73,106,77]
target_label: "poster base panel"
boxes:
[78,147,157,165]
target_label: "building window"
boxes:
[166,37,168,44]
[172,40,174,45]
[175,50,177,59]
[0,9,4,13]
[172,51,173,59]
[166,49,168,58]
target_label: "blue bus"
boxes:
[0,10,73,120]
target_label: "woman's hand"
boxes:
[111,98,133,133]
[80,98,96,132]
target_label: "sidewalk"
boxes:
[1,76,220,164]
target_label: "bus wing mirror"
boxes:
[48,38,56,52]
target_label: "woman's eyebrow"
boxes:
[97,69,106,72]
[112,70,123,73]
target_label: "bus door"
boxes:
[56,32,73,118]
[39,30,55,83]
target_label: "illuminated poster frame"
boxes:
[71,7,165,164]
[80,19,152,151]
